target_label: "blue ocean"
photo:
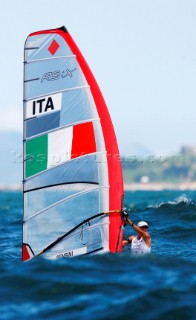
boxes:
[1,190,195,320]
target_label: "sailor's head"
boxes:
[137,221,149,230]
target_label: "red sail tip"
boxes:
[29,26,68,37]
[22,244,34,262]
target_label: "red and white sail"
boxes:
[22,26,124,261]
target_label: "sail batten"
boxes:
[22,26,124,261]
[25,47,40,50]
[25,54,76,63]
[24,181,100,194]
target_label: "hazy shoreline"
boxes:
[124,182,196,191]
[1,182,196,191]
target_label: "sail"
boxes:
[22,26,124,261]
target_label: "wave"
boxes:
[149,194,195,209]
[147,194,196,224]
[124,194,196,227]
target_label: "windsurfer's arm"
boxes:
[122,235,134,246]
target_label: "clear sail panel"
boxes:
[23,190,100,255]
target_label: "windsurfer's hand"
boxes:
[121,211,129,218]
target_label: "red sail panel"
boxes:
[71,122,96,159]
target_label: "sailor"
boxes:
[122,215,151,255]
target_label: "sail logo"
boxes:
[56,247,87,259]
[41,68,77,83]
[41,71,60,82]
[25,93,62,119]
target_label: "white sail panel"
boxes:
[23,189,101,255]
[25,57,85,100]
[24,183,100,221]
[25,87,97,139]
[25,34,72,61]
[24,154,99,192]
[45,222,108,260]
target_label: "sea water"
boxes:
[0,190,195,320]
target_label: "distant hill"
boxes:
[0,131,22,186]
[119,142,153,158]
[122,149,196,185]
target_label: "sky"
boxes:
[1,0,196,157]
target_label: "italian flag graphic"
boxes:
[25,122,96,178]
